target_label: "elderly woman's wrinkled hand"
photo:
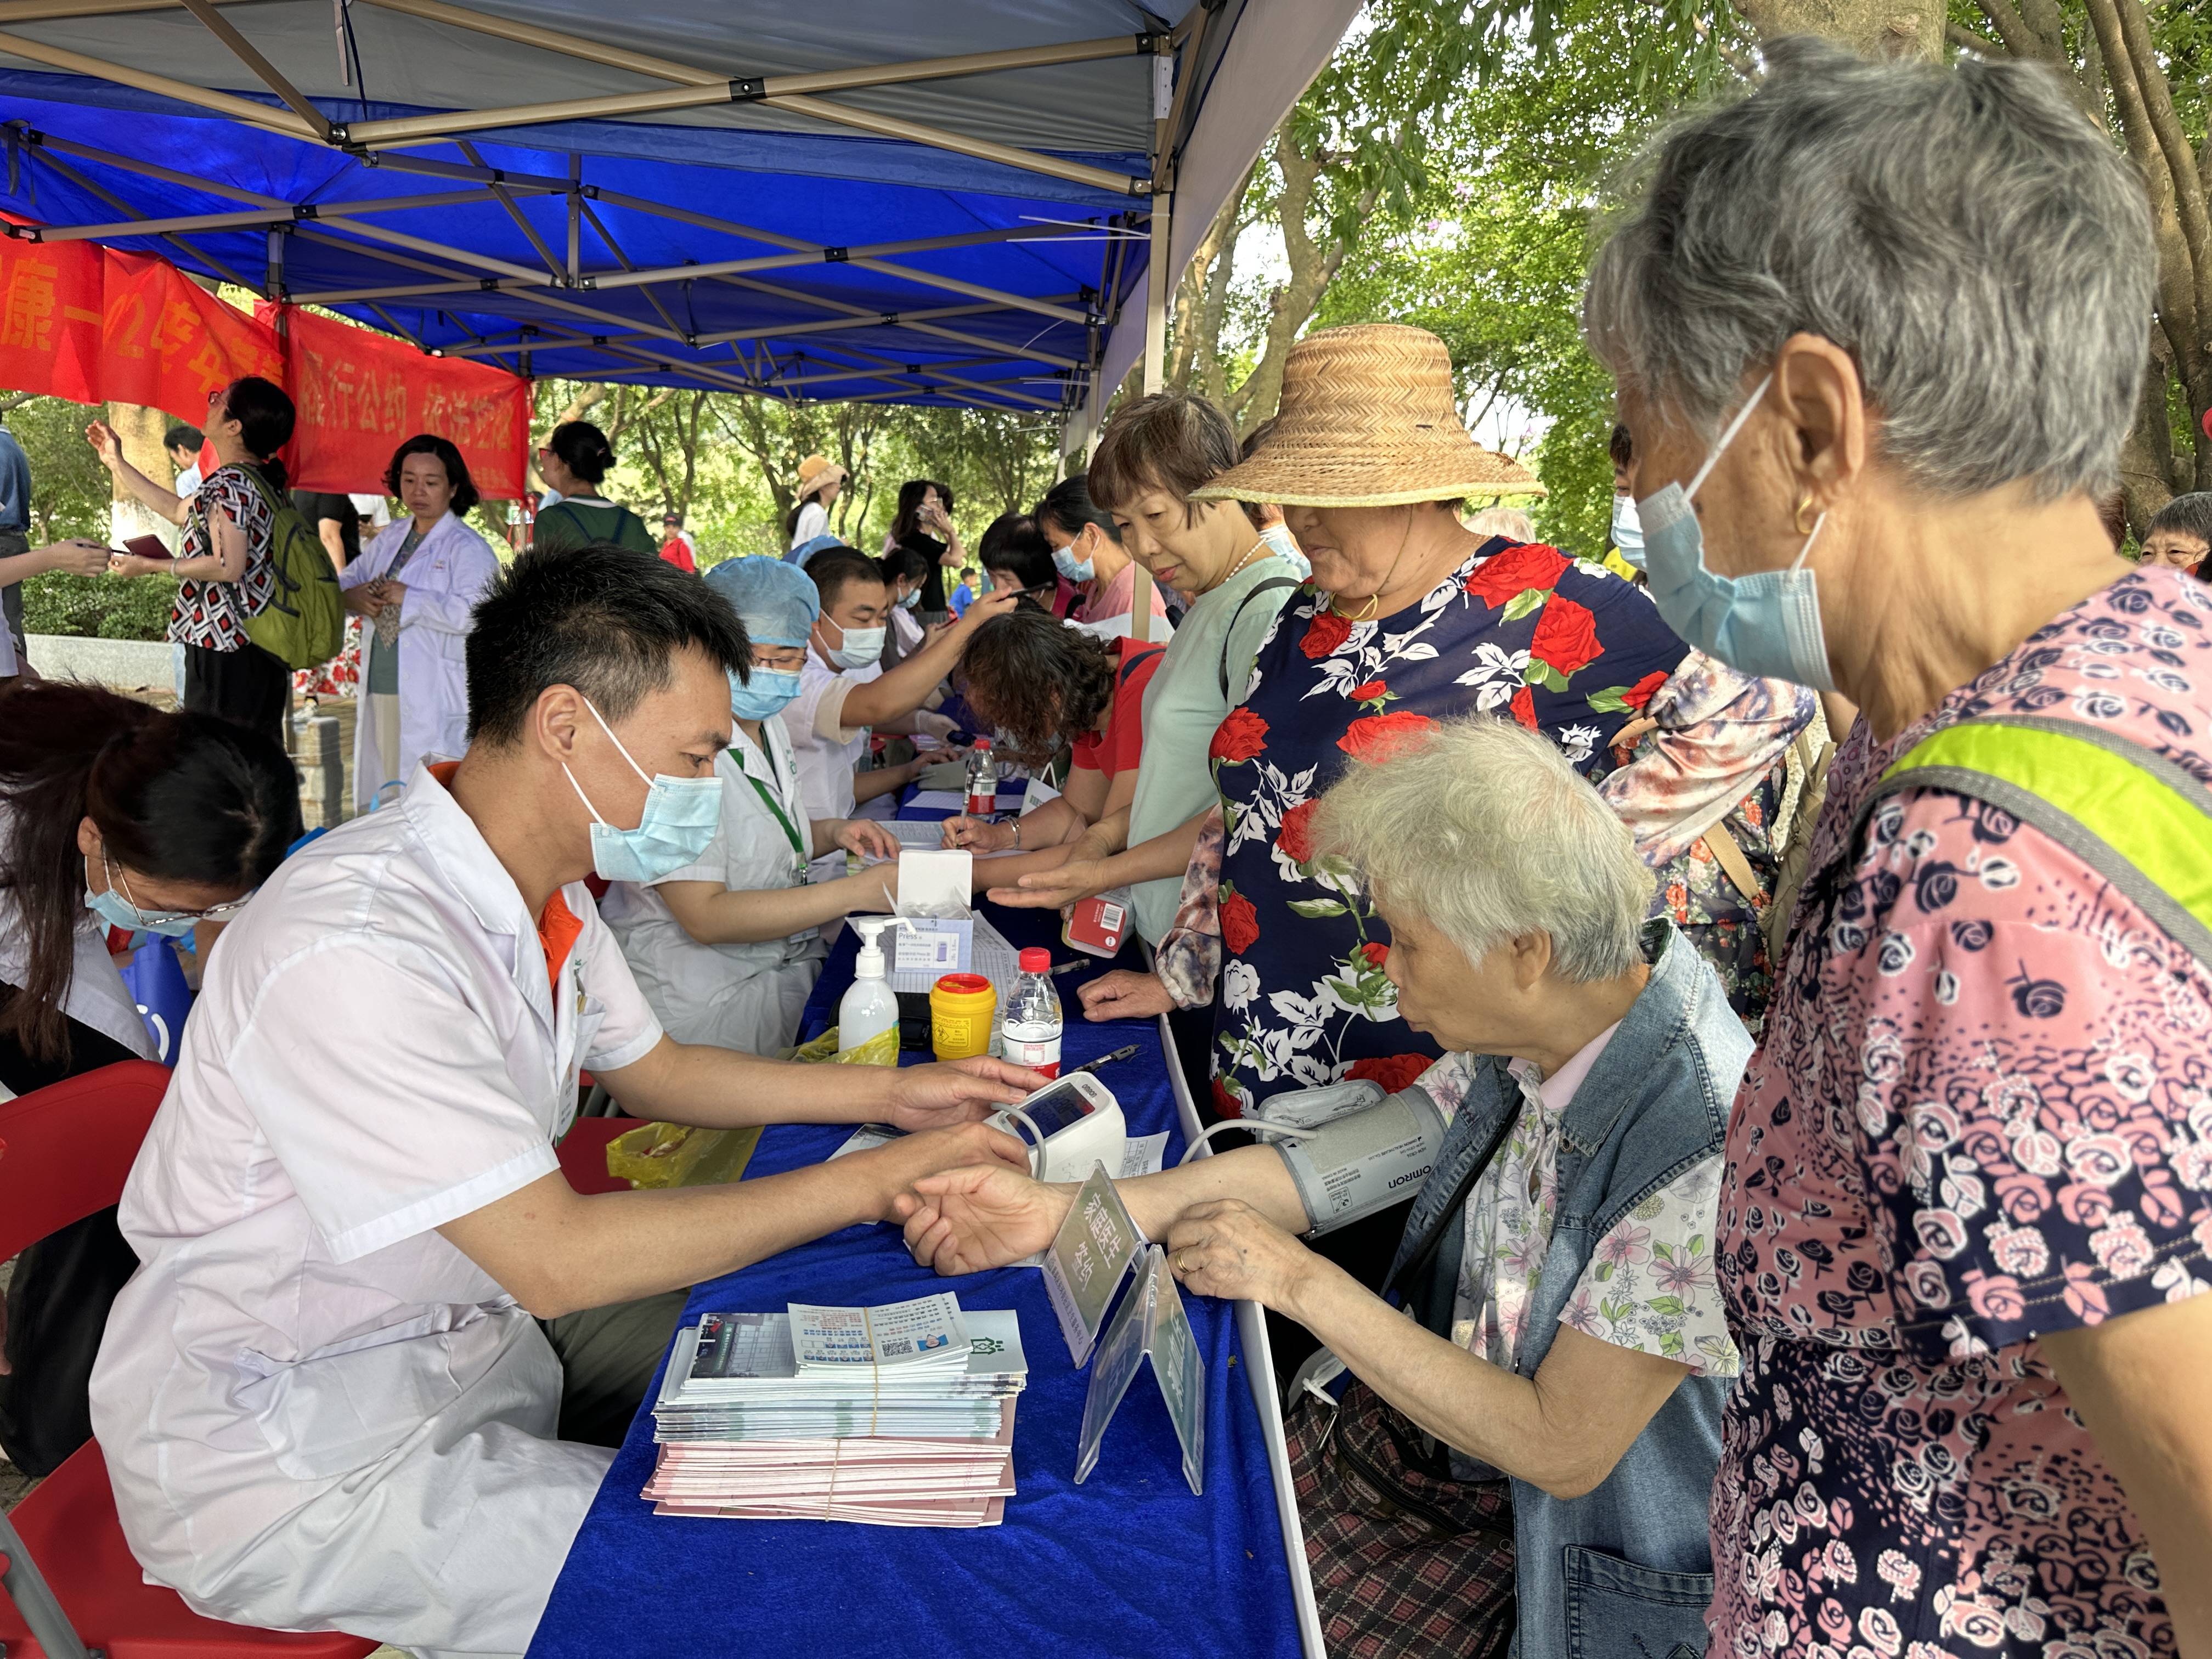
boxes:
[1166,1199,1323,1314]
[1077,969,1176,1022]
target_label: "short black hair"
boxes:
[1035,474,1124,545]
[466,541,751,745]
[1609,423,1633,471]
[2147,492,2212,549]
[978,511,1055,594]
[807,546,887,609]
[165,422,204,454]
[383,433,480,515]
[879,544,930,587]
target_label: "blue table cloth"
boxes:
[530,867,1299,1658]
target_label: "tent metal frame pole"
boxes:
[332,0,1150,194]
[173,0,333,140]
[15,187,548,242]
[770,340,1058,409]
[579,187,1096,331]
[458,138,563,277]
[5,124,285,208]
[0,27,317,138]
[583,223,1096,294]
[316,215,558,283]
[12,133,253,287]
[573,196,686,343]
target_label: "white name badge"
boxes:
[1075,1244,1206,1496]
[1039,1162,1145,1367]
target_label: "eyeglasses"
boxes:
[109,851,255,927]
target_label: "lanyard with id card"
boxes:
[737,748,819,947]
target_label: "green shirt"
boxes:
[1124,553,1302,944]
[531,498,658,556]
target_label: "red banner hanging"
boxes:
[0,236,112,408]
[261,302,531,501]
[101,246,286,419]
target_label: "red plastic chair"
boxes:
[0,1060,375,1658]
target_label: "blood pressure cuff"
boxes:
[1274,1086,1448,1236]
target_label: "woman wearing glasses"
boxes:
[0,680,298,1479]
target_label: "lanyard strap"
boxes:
[738,755,809,874]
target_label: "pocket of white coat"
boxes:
[232,1305,516,1483]
[1561,1545,1714,1659]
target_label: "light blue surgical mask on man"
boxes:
[729,665,804,721]
[561,696,723,883]
[1637,374,1835,691]
[1051,532,1094,584]
[820,614,885,671]
[1610,494,1645,568]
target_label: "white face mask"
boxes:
[820,612,885,670]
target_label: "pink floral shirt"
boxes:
[1710,567,2212,1659]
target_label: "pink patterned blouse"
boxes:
[1710,566,2212,1659]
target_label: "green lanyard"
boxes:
[738,753,809,883]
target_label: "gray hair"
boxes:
[1311,715,1652,983]
[1584,37,2155,500]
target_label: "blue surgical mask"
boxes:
[562,697,723,883]
[83,851,245,938]
[1052,537,1094,584]
[729,666,803,721]
[1637,374,1835,691]
[822,615,885,671]
[1611,494,1645,568]
[898,589,921,611]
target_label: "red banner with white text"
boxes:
[259,302,531,501]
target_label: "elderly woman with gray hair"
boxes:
[899,715,1750,1659]
[1590,38,2212,1659]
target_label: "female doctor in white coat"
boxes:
[342,435,500,810]
[600,556,907,1054]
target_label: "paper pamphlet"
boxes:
[1074,1245,1206,1496]
[790,1293,970,1370]
[1039,1162,1146,1367]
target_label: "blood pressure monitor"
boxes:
[988,1073,1126,1182]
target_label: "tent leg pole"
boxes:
[1129,189,1172,643]
[266,226,284,298]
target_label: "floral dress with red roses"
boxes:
[1709,566,2212,1659]
[1203,540,1685,1116]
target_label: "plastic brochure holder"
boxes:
[1039,1162,1145,1368]
[1075,1244,1206,1496]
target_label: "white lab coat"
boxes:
[600,718,831,1054]
[341,514,500,811]
[786,653,881,827]
[89,763,665,1657]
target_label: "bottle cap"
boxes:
[974,736,992,751]
[1018,947,1049,973]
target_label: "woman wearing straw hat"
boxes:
[785,453,848,553]
[1082,324,1688,1132]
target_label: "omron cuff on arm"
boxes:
[1274,1086,1448,1236]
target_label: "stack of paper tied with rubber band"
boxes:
[644,1292,1027,1526]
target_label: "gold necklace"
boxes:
[1328,516,1415,621]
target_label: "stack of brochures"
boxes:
[644,1291,1026,1527]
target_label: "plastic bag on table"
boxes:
[788,1024,899,1067]
[605,1121,761,1189]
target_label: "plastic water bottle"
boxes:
[1002,946,1063,1078]
[964,738,999,816]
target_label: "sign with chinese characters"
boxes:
[1074,1244,1206,1496]
[263,302,531,499]
[1039,1162,1144,1367]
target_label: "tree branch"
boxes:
[1946,20,2001,53]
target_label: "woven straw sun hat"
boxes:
[794,453,848,500]
[1192,323,1546,509]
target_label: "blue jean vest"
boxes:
[1388,921,1750,1659]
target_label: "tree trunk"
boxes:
[105,402,176,549]
[2118,342,2183,533]
[1736,0,1944,58]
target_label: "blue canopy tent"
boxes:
[0,0,1359,428]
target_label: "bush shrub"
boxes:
[23,572,178,641]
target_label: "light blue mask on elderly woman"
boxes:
[1636,374,1835,691]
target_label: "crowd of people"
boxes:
[1,36,2209,1659]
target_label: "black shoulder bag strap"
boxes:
[1218,577,1300,698]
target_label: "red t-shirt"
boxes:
[1071,637,1164,778]
[658,536,697,574]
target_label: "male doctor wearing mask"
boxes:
[89,541,1041,1657]
[602,556,913,1054]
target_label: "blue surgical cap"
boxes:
[705,553,821,648]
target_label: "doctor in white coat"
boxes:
[342,434,500,811]
[89,543,1041,1657]
[603,557,910,1054]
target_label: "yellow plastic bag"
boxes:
[602,1024,895,1188]
[605,1121,762,1189]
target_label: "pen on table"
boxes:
[1068,1045,1138,1076]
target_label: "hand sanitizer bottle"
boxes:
[839,916,911,1060]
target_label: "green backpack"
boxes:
[234,466,345,670]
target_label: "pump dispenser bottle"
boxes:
[838,916,912,1060]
